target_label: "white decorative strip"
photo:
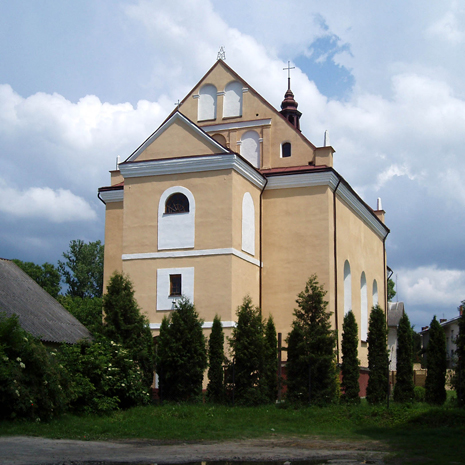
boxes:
[192,94,199,99]
[120,154,266,189]
[336,183,388,239]
[99,189,124,203]
[123,247,261,267]
[150,321,237,330]
[217,91,225,96]
[242,88,249,93]
[200,118,271,133]
[265,171,339,191]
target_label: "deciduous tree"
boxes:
[58,240,104,298]
[341,310,360,403]
[12,259,61,298]
[393,312,415,402]
[366,305,389,404]
[425,316,447,405]
[286,275,338,404]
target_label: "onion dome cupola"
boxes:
[280,63,302,131]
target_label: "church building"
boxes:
[98,59,389,368]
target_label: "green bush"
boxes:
[59,336,151,414]
[414,386,426,402]
[0,313,69,421]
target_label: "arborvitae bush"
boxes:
[425,316,447,405]
[229,296,266,405]
[341,310,360,403]
[103,272,155,388]
[207,315,225,403]
[263,315,278,403]
[366,305,389,404]
[156,297,207,402]
[454,302,465,407]
[286,275,338,405]
[393,312,415,403]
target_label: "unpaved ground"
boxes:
[0,436,392,465]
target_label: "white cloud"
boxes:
[0,180,97,223]
[427,10,465,44]
[397,266,465,307]
[375,164,418,190]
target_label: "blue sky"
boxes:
[0,0,464,328]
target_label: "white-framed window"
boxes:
[240,130,260,168]
[242,192,255,255]
[281,142,291,158]
[157,267,194,311]
[223,81,243,118]
[361,272,368,341]
[198,84,217,121]
[344,260,351,315]
[158,186,195,250]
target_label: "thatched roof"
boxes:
[0,258,92,344]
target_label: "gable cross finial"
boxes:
[217,46,226,61]
[283,60,295,90]
[174,99,181,108]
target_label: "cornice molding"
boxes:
[122,247,262,267]
[150,321,237,330]
[99,189,123,203]
[119,154,266,189]
[200,118,271,133]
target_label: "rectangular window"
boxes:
[169,274,182,296]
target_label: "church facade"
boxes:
[98,59,389,367]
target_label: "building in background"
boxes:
[99,59,390,367]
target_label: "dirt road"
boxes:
[0,436,390,464]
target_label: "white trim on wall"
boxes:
[200,119,271,133]
[150,320,237,330]
[122,247,261,267]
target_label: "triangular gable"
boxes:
[125,111,230,163]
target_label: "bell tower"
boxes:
[280,61,302,131]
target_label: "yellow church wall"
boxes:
[334,195,386,367]
[261,185,333,342]
[121,170,236,255]
[110,170,123,185]
[179,62,316,170]
[135,119,220,162]
[103,201,123,287]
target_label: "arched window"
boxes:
[372,279,379,306]
[158,186,195,250]
[223,81,242,117]
[212,133,227,147]
[240,130,260,168]
[344,260,351,315]
[165,193,189,214]
[242,192,255,255]
[198,84,217,121]
[281,142,291,158]
[361,272,368,341]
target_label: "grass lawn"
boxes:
[0,400,464,464]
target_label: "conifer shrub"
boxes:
[229,296,266,405]
[366,305,389,404]
[341,310,360,403]
[425,316,447,405]
[102,272,155,388]
[453,302,465,407]
[263,315,278,403]
[393,312,415,403]
[207,315,225,403]
[0,314,69,421]
[156,297,207,402]
[286,275,338,405]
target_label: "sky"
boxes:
[0,0,464,328]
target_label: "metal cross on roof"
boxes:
[217,46,226,61]
[174,99,181,108]
[283,61,295,89]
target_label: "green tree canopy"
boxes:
[387,277,396,302]
[206,314,225,403]
[12,259,61,298]
[58,296,103,335]
[102,272,155,388]
[58,240,104,298]
[393,312,415,403]
[156,297,207,402]
[454,301,465,407]
[366,305,389,404]
[263,315,278,403]
[425,316,447,405]
[286,275,338,405]
[341,310,360,403]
